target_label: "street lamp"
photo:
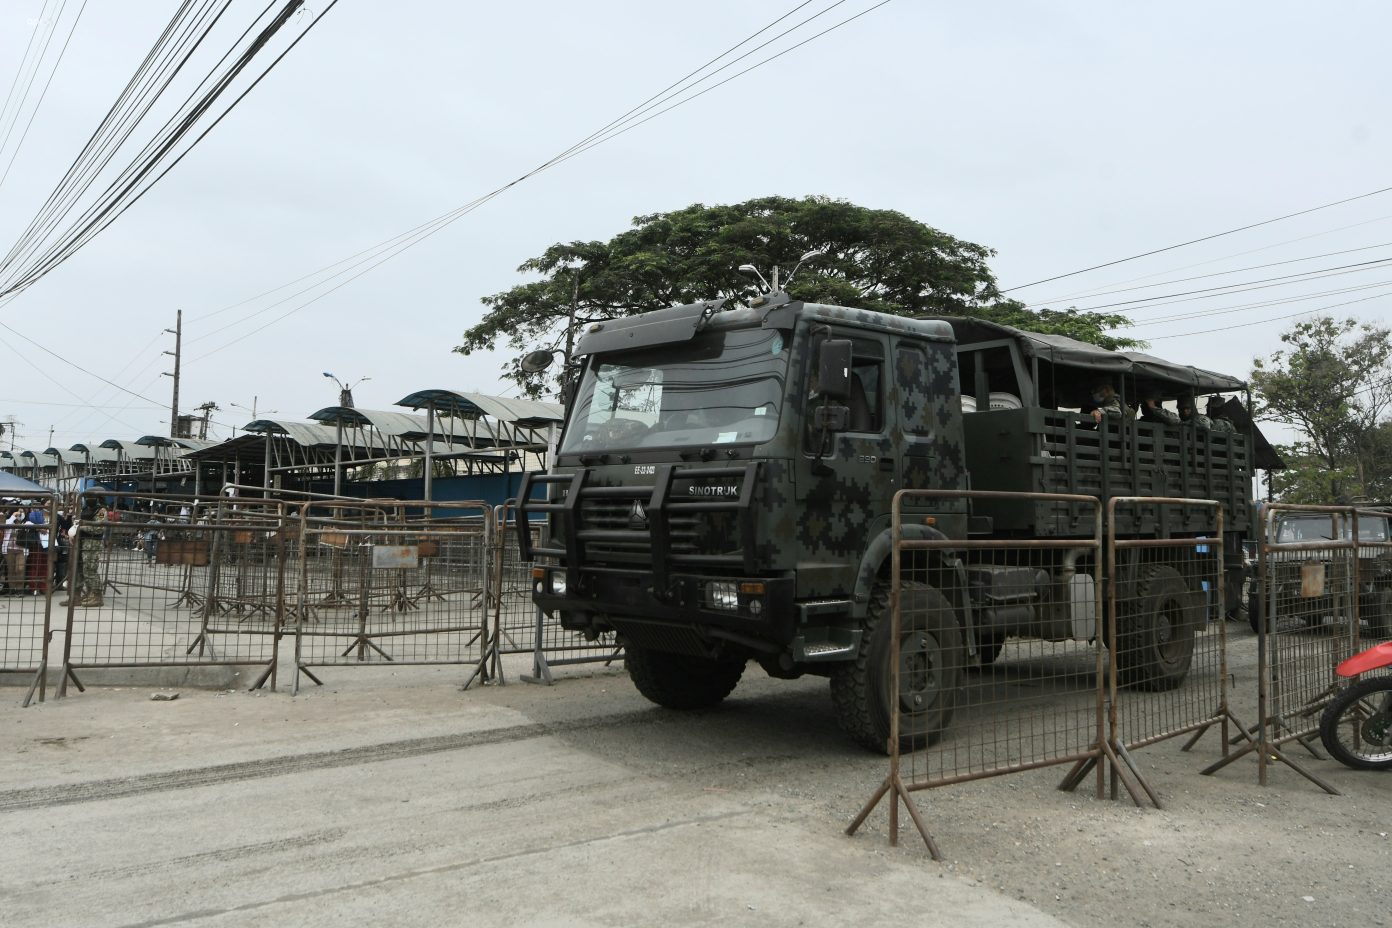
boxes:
[323,372,370,409]
[323,373,370,496]
[229,396,277,437]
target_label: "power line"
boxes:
[1143,288,1392,340]
[1128,277,1392,328]
[1026,240,1392,307]
[188,0,895,359]
[1001,184,1392,293]
[0,1,335,300]
[1063,256,1392,315]
[0,0,88,192]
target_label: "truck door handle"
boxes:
[879,457,894,471]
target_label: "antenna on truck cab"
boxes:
[740,250,826,295]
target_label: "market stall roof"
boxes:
[305,407,441,441]
[946,318,1247,393]
[97,440,158,459]
[134,435,219,452]
[393,390,563,428]
[66,444,122,463]
[0,470,48,493]
[241,419,343,447]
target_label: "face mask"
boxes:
[1091,392,1107,404]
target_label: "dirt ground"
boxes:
[1,628,1388,928]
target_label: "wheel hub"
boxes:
[1359,712,1392,747]
[900,631,940,709]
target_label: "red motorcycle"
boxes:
[1319,641,1392,770]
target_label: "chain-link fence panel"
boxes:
[291,503,493,691]
[0,494,59,705]
[850,490,1110,859]
[1107,498,1238,799]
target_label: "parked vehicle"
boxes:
[1318,641,1392,770]
[519,291,1264,752]
[1249,509,1392,636]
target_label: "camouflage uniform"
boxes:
[75,511,105,605]
[1141,399,1180,425]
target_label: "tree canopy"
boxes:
[456,196,1137,397]
[1252,316,1392,503]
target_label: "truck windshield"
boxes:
[560,327,787,453]
[1274,514,1390,542]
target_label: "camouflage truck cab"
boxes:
[519,296,1265,753]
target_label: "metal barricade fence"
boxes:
[1106,498,1238,802]
[1203,503,1358,792]
[851,490,1109,859]
[479,503,622,687]
[59,491,285,695]
[0,493,60,706]
[1352,507,1392,648]
[291,502,493,692]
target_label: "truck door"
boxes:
[795,332,892,596]
[893,337,968,496]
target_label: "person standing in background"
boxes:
[2,507,26,595]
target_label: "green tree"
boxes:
[1253,316,1392,502]
[456,196,1137,397]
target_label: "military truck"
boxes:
[517,292,1258,752]
[1249,508,1392,636]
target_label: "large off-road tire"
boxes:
[1360,589,1392,639]
[1318,676,1392,771]
[624,645,745,710]
[830,580,962,755]
[1116,564,1201,691]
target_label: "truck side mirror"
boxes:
[817,339,852,401]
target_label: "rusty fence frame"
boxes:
[475,501,622,687]
[1203,503,1384,792]
[850,489,1114,859]
[58,490,290,697]
[1105,496,1242,806]
[0,492,60,706]
[290,500,495,693]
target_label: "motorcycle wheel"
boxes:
[1318,676,1392,771]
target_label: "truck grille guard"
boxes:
[516,461,761,595]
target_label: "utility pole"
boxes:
[195,401,218,440]
[163,310,182,438]
[1,417,19,451]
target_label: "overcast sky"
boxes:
[0,0,1387,451]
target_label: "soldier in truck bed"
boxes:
[1140,395,1181,425]
[1086,378,1133,424]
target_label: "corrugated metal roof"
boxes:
[305,407,438,440]
[394,390,563,426]
[242,419,343,447]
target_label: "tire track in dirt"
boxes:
[0,709,660,812]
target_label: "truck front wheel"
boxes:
[1116,564,1201,691]
[624,645,745,710]
[831,580,962,754]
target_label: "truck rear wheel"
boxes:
[624,645,745,710]
[1116,564,1200,691]
[831,580,962,754]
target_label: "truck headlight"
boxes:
[706,581,738,611]
[550,570,568,596]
